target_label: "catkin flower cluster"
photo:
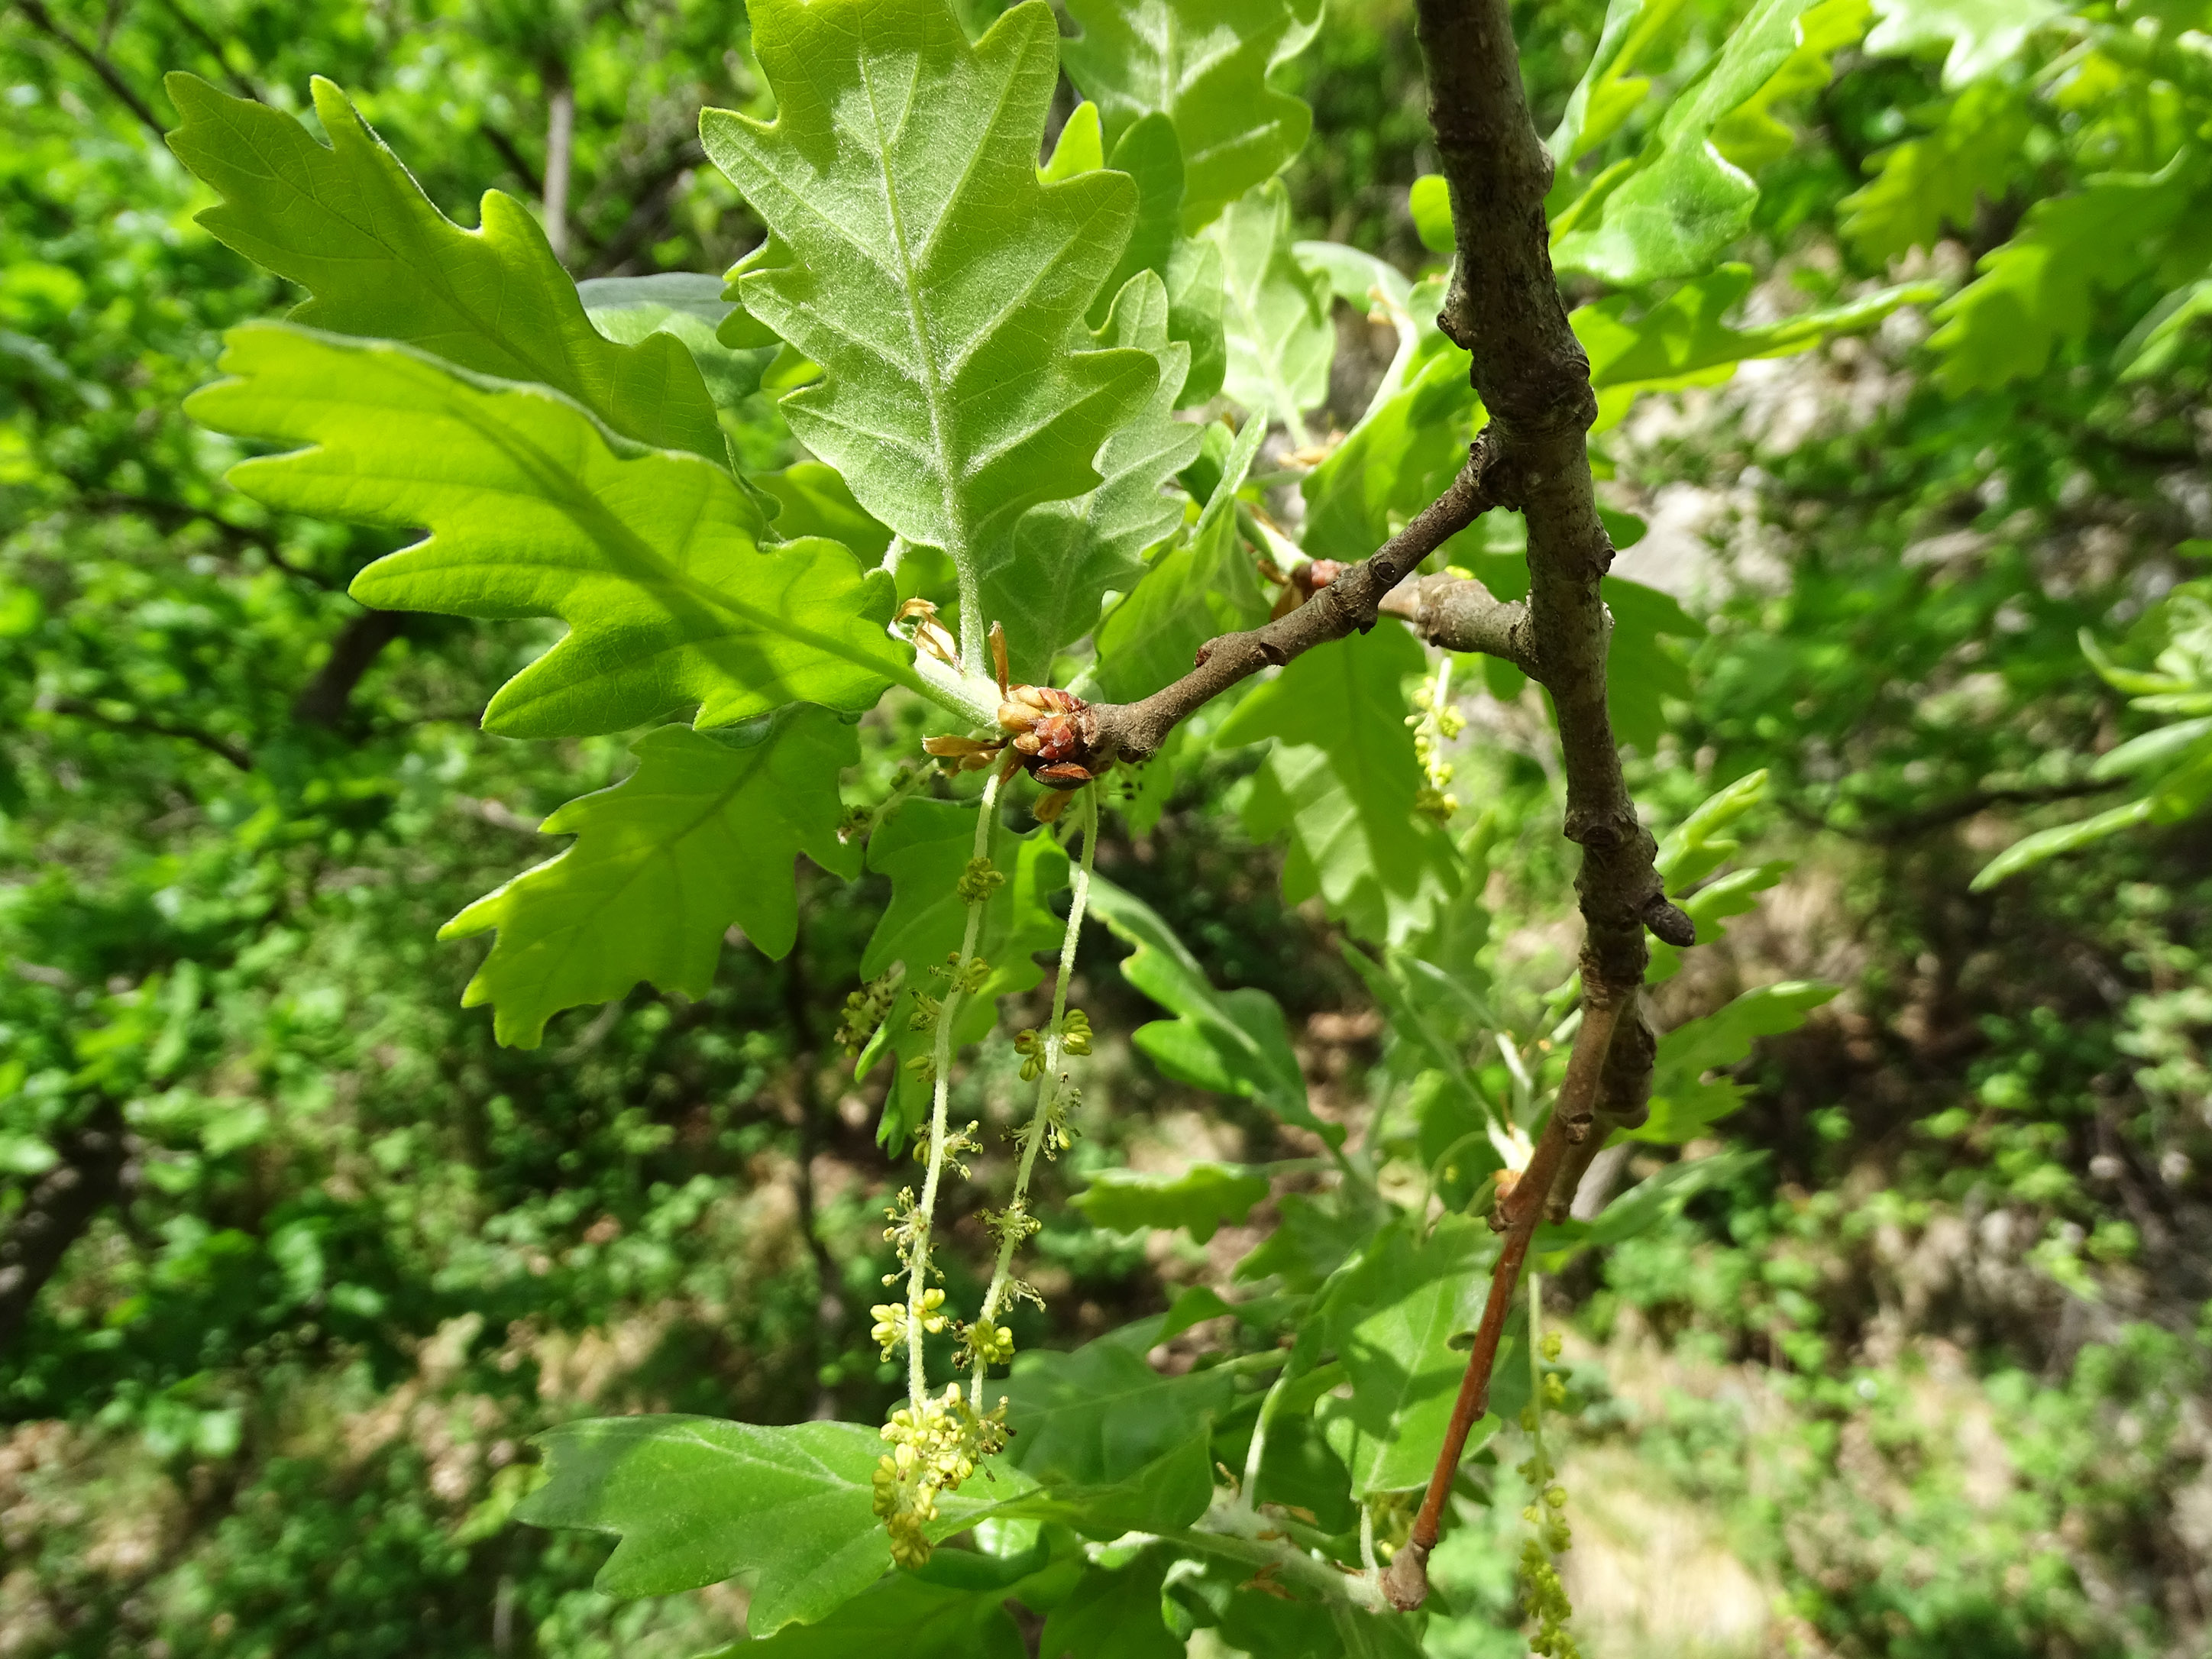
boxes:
[869,1383,1008,1569]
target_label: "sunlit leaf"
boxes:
[165,74,724,461]
[1838,80,2032,260]
[1928,155,2212,394]
[1864,0,2064,88]
[188,325,916,739]
[577,273,775,412]
[441,708,860,1049]
[1574,262,1940,430]
[1209,181,1332,441]
[1627,980,1840,1143]
[1969,799,2157,891]
[1059,0,1320,233]
[1072,1163,1272,1243]
[1552,0,1821,286]
[1085,875,1321,1140]
[1317,1214,1507,1496]
[517,1415,1012,1634]
[699,0,1157,668]
[985,273,1200,684]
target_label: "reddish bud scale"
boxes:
[995,684,1104,790]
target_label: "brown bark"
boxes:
[291,610,408,729]
[0,1101,131,1357]
[1379,0,1689,1608]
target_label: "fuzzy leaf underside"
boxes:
[577,273,777,412]
[983,272,1200,683]
[442,710,862,1049]
[188,325,913,740]
[1090,412,1268,704]
[699,0,1157,645]
[1059,0,1319,234]
[165,73,724,461]
[1209,180,1332,436]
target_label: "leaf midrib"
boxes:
[411,378,917,695]
[855,31,981,670]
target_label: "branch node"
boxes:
[1382,1540,1431,1611]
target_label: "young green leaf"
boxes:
[1546,0,1696,167]
[1838,79,2032,260]
[1088,115,1231,411]
[1300,350,1475,563]
[1214,625,1463,946]
[1929,157,2212,393]
[857,798,1070,1147]
[1059,0,1320,234]
[1864,0,2064,88]
[1969,799,2156,891]
[1576,267,1940,432]
[576,273,775,412]
[1711,0,1873,173]
[1552,0,1822,286]
[755,462,894,562]
[699,0,1158,674]
[1001,1330,1238,1490]
[441,709,860,1049]
[1234,1188,1393,1293]
[1166,234,1231,407]
[1409,173,1456,254]
[1209,180,1332,442]
[1040,1551,1183,1659]
[1088,115,1183,321]
[164,74,724,461]
[1538,1149,1768,1256]
[516,1415,1014,1635]
[724,1571,1027,1659]
[1084,876,1321,1141]
[1090,412,1269,703]
[1317,1214,1506,1496]
[1042,99,1106,182]
[1628,980,1840,1143]
[984,272,1201,684]
[188,325,917,739]
[1071,1163,1272,1243]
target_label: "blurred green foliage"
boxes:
[2,0,2209,1654]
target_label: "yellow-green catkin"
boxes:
[1408,654,1467,821]
[868,769,1005,1568]
[969,787,1100,1411]
[1516,1272,1580,1659]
